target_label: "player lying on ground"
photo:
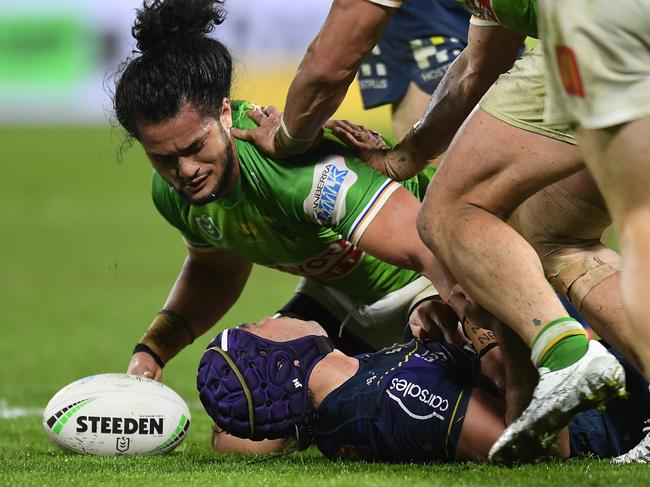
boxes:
[197,316,649,462]
[112,0,459,381]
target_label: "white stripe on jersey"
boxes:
[365,0,403,8]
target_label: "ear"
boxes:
[219,98,233,130]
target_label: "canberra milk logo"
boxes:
[303,155,357,226]
[386,378,449,421]
[195,215,222,241]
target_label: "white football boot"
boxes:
[489,340,626,464]
[612,420,650,464]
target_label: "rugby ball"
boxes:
[43,373,190,455]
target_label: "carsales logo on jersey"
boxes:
[386,377,449,421]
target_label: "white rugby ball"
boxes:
[43,373,190,455]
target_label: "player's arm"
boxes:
[353,22,525,180]
[212,425,294,454]
[127,247,252,380]
[232,0,395,157]
[354,186,455,298]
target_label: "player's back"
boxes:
[315,340,475,462]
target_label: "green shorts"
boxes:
[479,46,576,146]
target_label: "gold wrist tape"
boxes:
[138,311,194,364]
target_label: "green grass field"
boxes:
[0,126,643,486]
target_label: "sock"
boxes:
[531,317,589,372]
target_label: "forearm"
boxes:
[282,0,394,140]
[389,25,525,178]
[139,251,252,364]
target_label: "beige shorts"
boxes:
[479,46,575,145]
[539,0,650,129]
[292,276,436,350]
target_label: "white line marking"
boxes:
[0,399,43,419]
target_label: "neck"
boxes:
[222,135,241,196]
[308,349,359,407]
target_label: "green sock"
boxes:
[531,317,589,372]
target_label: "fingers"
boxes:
[230,127,251,140]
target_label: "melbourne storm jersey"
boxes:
[315,340,474,462]
[152,101,433,303]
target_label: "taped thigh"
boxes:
[510,183,619,309]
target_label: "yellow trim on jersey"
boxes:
[445,390,465,457]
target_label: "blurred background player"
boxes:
[356,0,469,138]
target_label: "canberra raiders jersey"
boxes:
[315,340,474,462]
[457,0,539,37]
[152,100,433,303]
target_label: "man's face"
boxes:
[239,316,328,342]
[137,99,238,206]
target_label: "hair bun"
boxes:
[132,0,226,53]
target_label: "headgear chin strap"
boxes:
[197,327,334,448]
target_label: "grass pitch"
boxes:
[0,126,643,486]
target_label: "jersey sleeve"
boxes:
[299,152,401,246]
[151,173,212,249]
[365,0,403,7]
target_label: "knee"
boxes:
[509,185,619,310]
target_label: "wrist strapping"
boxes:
[138,309,195,364]
[274,115,321,155]
[478,342,499,359]
[133,343,165,368]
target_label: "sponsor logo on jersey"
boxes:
[304,155,358,226]
[271,240,364,280]
[76,416,164,435]
[464,0,498,23]
[195,215,222,241]
[555,45,585,98]
[386,378,449,420]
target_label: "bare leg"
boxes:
[391,82,431,138]
[455,388,505,460]
[577,118,650,379]
[511,169,643,372]
[418,108,583,345]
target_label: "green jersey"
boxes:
[152,101,433,304]
[457,0,539,38]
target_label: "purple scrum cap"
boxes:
[197,327,334,447]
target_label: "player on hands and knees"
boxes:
[112,0,458,384]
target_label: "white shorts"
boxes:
[539,0,650,129]
[293,276,436,350]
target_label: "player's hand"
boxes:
[408,299,465,346]
[232,106,321,158]
[231,105,282,156]
[127,352,163,382]
[326,119,424,181]
[447,284,494,329]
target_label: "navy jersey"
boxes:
[358,0,470,108]
[315,340,474,462]
[570,345,650,458]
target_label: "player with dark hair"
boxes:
[197,316,649,462]
[113,0,459,382]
